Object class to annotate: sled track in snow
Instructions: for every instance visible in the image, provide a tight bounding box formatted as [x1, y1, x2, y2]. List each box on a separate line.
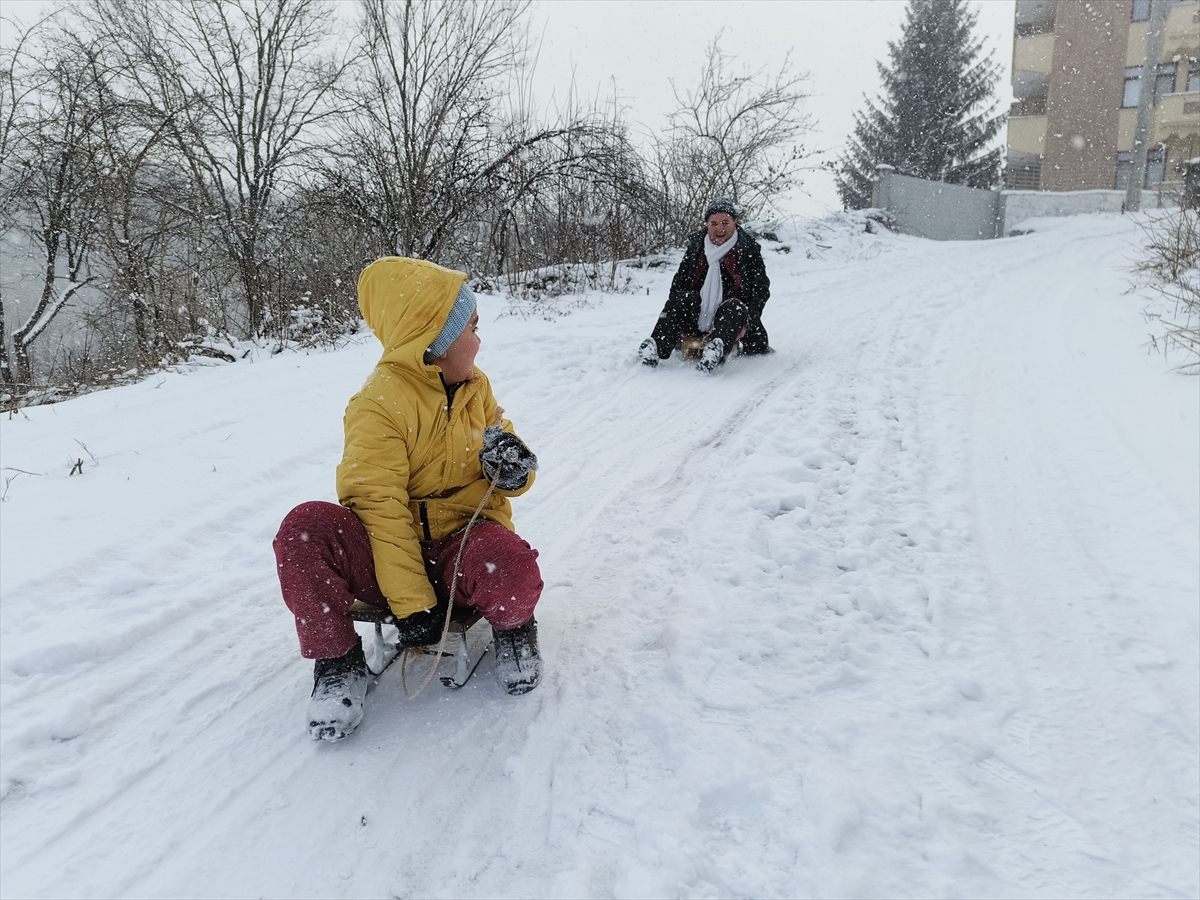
[2, 216, 1196, 898]
[660, 357, 807, 486]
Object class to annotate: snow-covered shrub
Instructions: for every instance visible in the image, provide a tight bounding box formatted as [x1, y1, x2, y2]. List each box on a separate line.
[1137, 208, 1199, 374]
[493, 261, 643, 320]
[281, 304, 362, 351]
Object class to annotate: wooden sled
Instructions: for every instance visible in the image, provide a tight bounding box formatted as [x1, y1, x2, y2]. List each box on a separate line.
[679, 334, 711, 360]
[680, 334, 742, 361]
[348, 601, 492, 688]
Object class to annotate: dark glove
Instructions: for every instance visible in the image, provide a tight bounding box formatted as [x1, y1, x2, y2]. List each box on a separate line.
[390, 595, 449, 648]
[479, 425, 538, 490]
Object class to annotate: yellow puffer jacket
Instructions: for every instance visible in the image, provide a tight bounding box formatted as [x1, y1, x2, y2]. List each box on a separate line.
[336, 257, 535, 618]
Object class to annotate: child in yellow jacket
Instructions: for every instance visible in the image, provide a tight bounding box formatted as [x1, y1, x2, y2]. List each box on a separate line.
[274, 258, 542, 741]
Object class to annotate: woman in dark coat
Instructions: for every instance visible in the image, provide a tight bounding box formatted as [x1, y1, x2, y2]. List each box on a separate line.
[639, 198, 771, 372]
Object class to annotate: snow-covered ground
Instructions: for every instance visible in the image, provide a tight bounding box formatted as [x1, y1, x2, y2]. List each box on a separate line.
[1, 213, 1196, 899]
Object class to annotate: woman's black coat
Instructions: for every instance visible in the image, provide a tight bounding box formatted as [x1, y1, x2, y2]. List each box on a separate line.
[668, 226, 772, 354]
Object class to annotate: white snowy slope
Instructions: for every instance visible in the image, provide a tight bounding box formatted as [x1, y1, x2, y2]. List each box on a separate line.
[1, 213, 1196, 899]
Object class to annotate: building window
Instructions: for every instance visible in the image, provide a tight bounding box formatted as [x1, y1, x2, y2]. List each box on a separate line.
[1123, 67, 1142, 107]
[1128, 0, 1185, 20]
[1189, 59, 1199, 93]
[1147, 147, 1166, 185]
[1133, 0, 1183, 21]
[1116, 152, 1133, 190]
[1155, 63, 1178, 101]
[1117, 149, 1168, 189]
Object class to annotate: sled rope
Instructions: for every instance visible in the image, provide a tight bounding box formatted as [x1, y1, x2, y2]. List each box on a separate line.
[400, 463, 502, 699]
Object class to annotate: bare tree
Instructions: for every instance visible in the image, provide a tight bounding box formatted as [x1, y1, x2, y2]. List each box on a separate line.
[0, 15, 45, 219]
[68, 27, 199, 369]
[325, 0, 661, 292]
[327, 0, 538, 262]
[89, 0, 351, 337]
[1, 14, 49, 387]
[2, 2, 820, 404]
[2, 28, 101, 390]
[658, 36, 812, 231]
[259, 186, 373, 345]
[489, 90, 662, 283]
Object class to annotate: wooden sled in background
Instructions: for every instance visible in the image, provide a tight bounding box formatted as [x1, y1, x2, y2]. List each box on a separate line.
[679, 335, 711, 360]
[679, 334, 743, 361]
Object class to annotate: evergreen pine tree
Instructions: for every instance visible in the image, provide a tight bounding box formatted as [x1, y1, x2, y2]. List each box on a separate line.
[835, 0, 1005, 209]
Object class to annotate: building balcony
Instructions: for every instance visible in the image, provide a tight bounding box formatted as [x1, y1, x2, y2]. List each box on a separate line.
[1005, 151, 1043, 190]
[1012, 70, 1051, 117]
[1015, 0, 1056, 35]
[1008, 115, 1049, 155]
[1129, 2, 1200, 65]
[1011, 95, 1049, 116]
[1014, 32, 1056, 74]
[1161, 1, 1200, 62]
[1154, 91, 1200, 134]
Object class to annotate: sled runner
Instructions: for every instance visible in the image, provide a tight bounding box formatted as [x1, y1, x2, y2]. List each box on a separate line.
[348, 601, 491, 689]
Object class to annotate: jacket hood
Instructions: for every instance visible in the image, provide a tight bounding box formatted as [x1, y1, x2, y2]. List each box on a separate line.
[357, 257, 468, 372]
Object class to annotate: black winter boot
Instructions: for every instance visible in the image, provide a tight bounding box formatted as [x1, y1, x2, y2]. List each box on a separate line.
[493, 618, 543, 695]
[638, 337, 659, 367]
[696, 337, 725, 373]
[307, 636, 369, 742]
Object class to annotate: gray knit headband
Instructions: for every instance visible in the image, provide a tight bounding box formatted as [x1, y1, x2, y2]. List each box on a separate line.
[426, 283, 476, 361]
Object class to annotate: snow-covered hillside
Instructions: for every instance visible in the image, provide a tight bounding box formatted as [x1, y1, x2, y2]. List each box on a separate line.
[1, 213, 1196, 899]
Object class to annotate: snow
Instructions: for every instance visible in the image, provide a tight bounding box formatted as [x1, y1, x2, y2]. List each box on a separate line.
[2, 213, 1197, 898]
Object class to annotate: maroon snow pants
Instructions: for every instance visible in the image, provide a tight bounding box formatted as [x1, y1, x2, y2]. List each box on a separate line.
[274, 501, 543, 659]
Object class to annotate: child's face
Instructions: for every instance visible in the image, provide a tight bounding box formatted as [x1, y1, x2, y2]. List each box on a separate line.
[432, 310, 481, 384]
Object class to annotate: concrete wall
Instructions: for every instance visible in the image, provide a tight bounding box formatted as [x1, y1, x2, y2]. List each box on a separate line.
[871, 168, 1172, 241]
[1001, 188, 1164, 233]
[871, 169, 1001, 241]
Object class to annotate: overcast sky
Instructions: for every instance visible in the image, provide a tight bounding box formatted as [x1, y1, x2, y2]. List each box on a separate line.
[528, 0, 1015, 221]
[2, 0, 1015, 223]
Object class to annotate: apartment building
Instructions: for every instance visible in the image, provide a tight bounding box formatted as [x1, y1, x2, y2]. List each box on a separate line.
[1006, 0, 1200, 193]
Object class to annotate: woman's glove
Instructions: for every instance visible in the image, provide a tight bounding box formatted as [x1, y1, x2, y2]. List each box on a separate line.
[479, 426, 538, 490]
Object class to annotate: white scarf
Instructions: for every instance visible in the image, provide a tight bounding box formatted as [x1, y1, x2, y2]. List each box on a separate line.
[698, 229, 738, 332]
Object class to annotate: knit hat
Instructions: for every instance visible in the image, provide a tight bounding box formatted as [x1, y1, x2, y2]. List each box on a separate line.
[704, 197, 739, 220]
[426, 282, 477, 360]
